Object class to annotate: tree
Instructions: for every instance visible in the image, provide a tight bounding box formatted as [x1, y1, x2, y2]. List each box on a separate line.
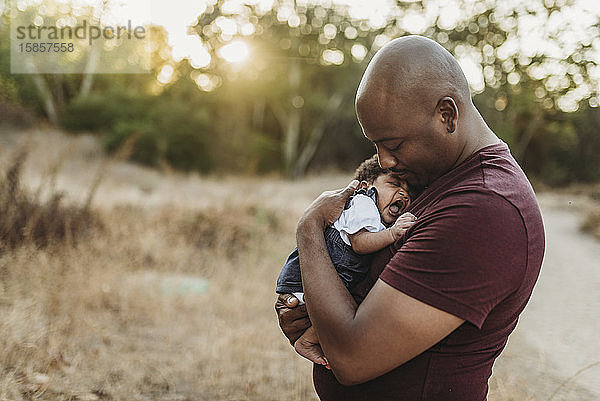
[190, 0, 408, 177]
[187, 0, 599, 178]
[3, 0, 165, 124]
[3, 0, 599, 183]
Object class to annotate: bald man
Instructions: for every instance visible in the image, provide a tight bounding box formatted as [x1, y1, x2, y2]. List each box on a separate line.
[276, 36, 545, 401]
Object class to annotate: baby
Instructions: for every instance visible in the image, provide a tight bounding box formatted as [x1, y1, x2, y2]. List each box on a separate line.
[276, 154, 415, 366]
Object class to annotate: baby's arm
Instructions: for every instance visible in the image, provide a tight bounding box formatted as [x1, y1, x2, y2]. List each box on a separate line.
[349, 212, 416, 254]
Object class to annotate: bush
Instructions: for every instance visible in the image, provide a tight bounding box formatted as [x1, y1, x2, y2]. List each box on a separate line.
[247, 132, 280, 174]
[105, 120, 162, 167]
[101, 98, 213, 173]
[63, 91, 214, 173]
[61, 93, 124, 131]
[0, 100, 36, 129]
[174, 204, 281, 257]
[164, 130, 212, 172]
[0, 150, 100, 251]
[580, 206, 600, 241]
[152, 99, 213, 173]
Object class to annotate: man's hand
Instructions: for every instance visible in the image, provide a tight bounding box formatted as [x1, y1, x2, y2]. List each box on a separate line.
[390, 212, 417, 241]
[298, 180, 360, 231]
[294, 326, 330, 369]
[275, 293, 311, 344]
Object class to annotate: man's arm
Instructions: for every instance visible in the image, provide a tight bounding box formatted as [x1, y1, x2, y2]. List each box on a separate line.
[297, 182, 464, 385]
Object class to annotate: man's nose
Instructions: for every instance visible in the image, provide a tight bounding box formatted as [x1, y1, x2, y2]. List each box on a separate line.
[377, 147, 397, 169]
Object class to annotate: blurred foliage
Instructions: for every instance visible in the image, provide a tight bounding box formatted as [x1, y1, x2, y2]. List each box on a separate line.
[63, 89, 214, 172]
[1, 0, 599, 184]
[581, 203, 600, 240]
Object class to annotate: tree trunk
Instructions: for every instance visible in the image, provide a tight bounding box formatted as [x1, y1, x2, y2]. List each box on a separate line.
[293, 93, 344, 178]
[80, 47, 100, 97]
[514, 111, 543, 161]
[252, 98, 265, 131]
[282, 59, 302, 177]
[30, 74, 58, 126]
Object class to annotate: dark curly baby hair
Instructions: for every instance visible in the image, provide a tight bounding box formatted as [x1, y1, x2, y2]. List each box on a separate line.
[354, 154, 418, 200]
[353, 154, 387, 184]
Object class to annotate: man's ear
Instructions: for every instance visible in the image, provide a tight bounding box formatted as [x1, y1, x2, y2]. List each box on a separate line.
[358, 180, 369, 190]
[436, 97, 458, 134]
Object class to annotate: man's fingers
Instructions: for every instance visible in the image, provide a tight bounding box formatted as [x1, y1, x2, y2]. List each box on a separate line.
[338, 179, 359, 198]
[280, 293, 299, 308]
[275, 294, 311, 344]
[281, 312, 312, 344]
[275, 293, 298, 313]
[347, 179, 360, 193]
[286, 296, 298, 307]
[278, 303, 308, 324]
[287, 314, 311, 331]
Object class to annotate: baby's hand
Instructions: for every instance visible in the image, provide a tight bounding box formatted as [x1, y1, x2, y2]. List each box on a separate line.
[390, 212, 417, 240]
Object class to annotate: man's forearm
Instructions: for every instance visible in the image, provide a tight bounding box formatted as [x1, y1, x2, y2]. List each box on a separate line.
[296, 219, 358, 368]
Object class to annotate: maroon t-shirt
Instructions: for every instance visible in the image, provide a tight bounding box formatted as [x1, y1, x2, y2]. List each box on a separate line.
[313, 142, 545, 401]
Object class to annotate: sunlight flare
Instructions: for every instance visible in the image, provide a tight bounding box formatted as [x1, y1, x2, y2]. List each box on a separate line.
[217, 40, 250, 64]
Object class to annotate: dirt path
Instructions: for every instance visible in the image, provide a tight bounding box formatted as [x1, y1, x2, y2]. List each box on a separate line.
[490, 193, 600, 400]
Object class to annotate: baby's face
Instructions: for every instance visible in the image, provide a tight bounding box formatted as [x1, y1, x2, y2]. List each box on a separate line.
[371, 173, 411, 226]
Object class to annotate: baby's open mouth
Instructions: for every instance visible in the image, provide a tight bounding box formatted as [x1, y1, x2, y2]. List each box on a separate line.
[389, 200, 404, 216]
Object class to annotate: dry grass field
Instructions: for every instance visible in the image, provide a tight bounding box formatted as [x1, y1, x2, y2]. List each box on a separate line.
[0, 128, 597, 400]
[0, 128, 327, 401]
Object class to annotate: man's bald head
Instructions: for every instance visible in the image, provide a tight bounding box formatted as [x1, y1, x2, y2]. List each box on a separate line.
[356, 35, 471, 116]
[353, 35, 499, 190]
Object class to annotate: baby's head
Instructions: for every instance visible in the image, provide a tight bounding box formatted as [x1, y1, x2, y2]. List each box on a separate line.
[354, 154, 412, 226]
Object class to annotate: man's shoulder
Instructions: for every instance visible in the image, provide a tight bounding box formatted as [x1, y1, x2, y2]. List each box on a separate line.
[419, 189, 526, 244]
[411, 171, 543, 260]
[426, 185, 521, 217]
[436, 142, 540, 223]
[411, 142, 528, 212]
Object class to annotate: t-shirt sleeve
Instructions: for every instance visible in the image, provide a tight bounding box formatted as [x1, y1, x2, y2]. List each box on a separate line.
[379, 190, 527, 328]
[335, 194, 384, 243]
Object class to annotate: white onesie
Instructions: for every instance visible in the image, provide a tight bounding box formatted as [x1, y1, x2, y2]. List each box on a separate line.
[333, 194, 386, 245]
